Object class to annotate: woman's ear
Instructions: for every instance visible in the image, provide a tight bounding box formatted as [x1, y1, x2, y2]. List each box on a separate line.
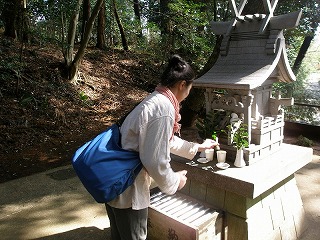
[179, 80, 187, 90]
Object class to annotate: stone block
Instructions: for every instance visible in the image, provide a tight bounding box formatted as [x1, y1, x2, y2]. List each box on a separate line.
[246, 196, 263, 219]
[179, 178, 191, 195]
[272, 182, 285, 199]
[260, 187, 275, 208]
[293, 206, 307, 237]
[282, 178, 304, 221]
[224, 191, 247, 218]
[264, 228, 282, 240]
[271, 127, 282, 139]
[247, 206, 274, 239]
[170, 145, 312, 240]
[189, 179, 207, 201]
[225, 213, 248, 240]
[206, 186, 226, 209]
[279, 215, 297, 240]
[269, 196, 285, 229]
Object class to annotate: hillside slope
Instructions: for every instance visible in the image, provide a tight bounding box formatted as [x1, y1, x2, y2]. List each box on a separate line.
[0, 37, 159, 182]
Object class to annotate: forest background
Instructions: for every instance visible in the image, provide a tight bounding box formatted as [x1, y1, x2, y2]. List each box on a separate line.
[0, 0, 319, 182]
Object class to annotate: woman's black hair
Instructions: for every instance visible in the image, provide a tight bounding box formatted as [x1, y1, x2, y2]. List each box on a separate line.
[160, 54, 195, 87]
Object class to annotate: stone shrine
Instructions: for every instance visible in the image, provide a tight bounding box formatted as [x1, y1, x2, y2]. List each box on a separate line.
[193, 0, 302, 164]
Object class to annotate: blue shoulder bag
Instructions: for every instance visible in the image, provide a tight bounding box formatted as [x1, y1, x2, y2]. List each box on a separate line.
[72, 123, 142, 203]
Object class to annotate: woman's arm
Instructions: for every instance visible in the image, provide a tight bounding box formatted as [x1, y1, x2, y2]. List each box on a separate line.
[170, 136, 218, 159]
[138, 116, 181, 195]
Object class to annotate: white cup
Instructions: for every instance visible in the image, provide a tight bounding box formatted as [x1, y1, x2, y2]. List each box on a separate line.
[205, 149, 214, 161]
[217, 150, 227, 163]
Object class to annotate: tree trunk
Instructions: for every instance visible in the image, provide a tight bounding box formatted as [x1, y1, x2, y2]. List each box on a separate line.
[159, 0, 173, 52]
[292, 36, 313, 73]
[16, 0, 30, 43]
[68, 0, 105, 82]
[133, 0, 143, 38]
[2, 0, 19, 39]
[133, 0, 141, 21]
[65, 0, 103, 81]
[64, 0, 82, 69]
[81, 0, 91, 42]
[112, 0, 128, 51]
[160, 0, 170, 35]
[96, 0, 106, 49]
[18, 0, 29, 61]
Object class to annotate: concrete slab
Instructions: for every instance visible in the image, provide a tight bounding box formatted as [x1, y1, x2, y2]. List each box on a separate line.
[0, 154, 319, 240]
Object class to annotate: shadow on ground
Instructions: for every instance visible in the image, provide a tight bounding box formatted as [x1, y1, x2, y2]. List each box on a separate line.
[0, 166, 110, 240]
[33, 227, 110, 240]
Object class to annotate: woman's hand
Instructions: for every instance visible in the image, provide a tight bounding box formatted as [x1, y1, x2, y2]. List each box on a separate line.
[197, 139, 219, 152]
[177, 170, 187, 190]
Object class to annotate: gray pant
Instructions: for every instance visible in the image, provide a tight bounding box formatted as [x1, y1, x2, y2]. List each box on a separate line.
[105, 204, 148, 240]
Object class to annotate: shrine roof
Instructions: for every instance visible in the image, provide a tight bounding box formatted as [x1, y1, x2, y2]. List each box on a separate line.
[194, 11, 301, 90]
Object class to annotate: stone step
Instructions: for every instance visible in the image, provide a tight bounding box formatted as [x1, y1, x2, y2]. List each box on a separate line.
[148, 188, 224, 240]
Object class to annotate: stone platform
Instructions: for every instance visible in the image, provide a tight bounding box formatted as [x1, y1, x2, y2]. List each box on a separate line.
[171, 143, 313, 240]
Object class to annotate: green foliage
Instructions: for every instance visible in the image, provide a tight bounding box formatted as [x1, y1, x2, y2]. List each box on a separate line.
[226, 123, 249, 150]
[296, 135, 314, 147]
[19, 92, 49, 110]
[285, 105, 320, 126]
[133, 22, 162, 56]
[272, 1, 320, 123]
[276, 0, 320, 36]
[167, 0, 216, 68]
[78, 91, 95, 107]
[79, 91, 89, 101]
[28, 0, 76, 45]
[0, 54, 27, 86]
[20, 95, 34, 105]
[273, 32, 320, 125]
[196, 110, 229, 140]
[284, 33, 305, 66]
[3, 0, 317, 68]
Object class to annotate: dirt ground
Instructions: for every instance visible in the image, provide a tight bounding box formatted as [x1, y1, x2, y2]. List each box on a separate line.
[0, 35, 319, 183]
[0, 36, 153, 183]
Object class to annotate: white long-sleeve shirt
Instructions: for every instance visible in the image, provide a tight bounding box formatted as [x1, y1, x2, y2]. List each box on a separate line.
[108, 91, 199, 210]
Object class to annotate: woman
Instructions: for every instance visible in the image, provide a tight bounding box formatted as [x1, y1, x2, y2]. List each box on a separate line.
[106, 54, 218, 240]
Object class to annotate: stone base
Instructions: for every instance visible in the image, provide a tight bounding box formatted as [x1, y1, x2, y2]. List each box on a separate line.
[227, 175, 307, 240]
[179, 175, 307, 240]
[171, 144, 312, 240]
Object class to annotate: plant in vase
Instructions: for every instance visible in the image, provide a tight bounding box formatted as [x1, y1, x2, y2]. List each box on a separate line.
[225, 123, 249, 167]
[211, 131, 220, 152]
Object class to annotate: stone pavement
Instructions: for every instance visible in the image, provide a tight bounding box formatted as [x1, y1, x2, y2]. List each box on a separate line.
[0, 155, 319, 240]
[295, 154, 320, 240]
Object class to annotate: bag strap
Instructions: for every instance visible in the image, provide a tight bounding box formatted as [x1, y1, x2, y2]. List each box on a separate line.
[116, 101, 142, 126]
